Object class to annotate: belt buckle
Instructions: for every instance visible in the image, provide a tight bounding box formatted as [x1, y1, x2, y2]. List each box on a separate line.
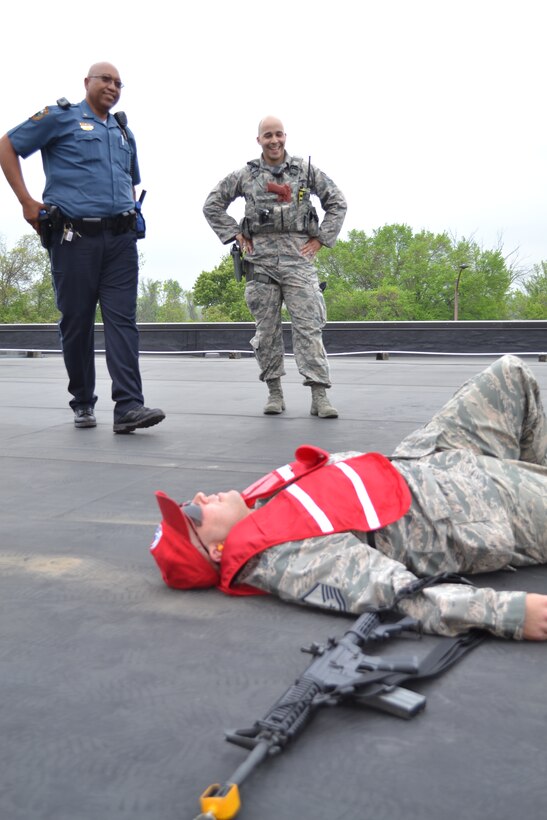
[81, 217, 102, 237]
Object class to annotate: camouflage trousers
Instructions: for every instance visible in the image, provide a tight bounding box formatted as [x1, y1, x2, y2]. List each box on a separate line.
[244, 258, 330, 386]
[392, 354, 547, 464]
[385, 354, 547, 572]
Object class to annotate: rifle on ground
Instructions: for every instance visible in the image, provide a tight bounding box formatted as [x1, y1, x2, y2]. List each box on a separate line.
[193, 587, 484, 819]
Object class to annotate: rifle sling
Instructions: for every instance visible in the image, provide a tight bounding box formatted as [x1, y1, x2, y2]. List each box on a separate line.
[354, 572, 487, 693]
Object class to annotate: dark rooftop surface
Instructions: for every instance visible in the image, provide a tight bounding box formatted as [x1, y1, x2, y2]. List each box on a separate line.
[1, 352, 546, 820]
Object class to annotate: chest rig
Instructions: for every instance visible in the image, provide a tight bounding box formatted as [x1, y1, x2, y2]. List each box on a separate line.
[241, 156, 320, 238]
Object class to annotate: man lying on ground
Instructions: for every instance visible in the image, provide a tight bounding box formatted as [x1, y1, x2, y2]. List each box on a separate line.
[150, 355, 547, 640]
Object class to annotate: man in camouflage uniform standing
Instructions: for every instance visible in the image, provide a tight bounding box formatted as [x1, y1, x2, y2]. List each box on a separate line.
[203, 116, 347, 418]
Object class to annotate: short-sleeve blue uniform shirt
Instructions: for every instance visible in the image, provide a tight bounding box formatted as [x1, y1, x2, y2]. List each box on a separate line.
[8, 99, 141, 218]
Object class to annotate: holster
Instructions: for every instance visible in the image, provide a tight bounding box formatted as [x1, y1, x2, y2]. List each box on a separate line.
[38, 210, 52, 250]
[38, 205, 62, 250]
[112, 210, 137, 235]
[230, 243, 244, 281]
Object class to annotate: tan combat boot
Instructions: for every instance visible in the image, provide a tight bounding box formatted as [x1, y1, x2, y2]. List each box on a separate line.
[263, 378, 286, 414]
[310, 384, 338, 418]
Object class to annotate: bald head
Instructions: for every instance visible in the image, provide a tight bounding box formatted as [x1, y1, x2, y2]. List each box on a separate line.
[87, 61, 120, 80]
[258, 115, 284, 137]
[257, 116, 286, 166]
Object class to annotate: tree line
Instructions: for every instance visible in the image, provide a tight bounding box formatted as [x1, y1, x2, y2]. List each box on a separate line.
[1, 225, 546, 324]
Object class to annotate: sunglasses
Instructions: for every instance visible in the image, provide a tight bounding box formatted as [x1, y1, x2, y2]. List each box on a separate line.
[181, 501, 203, 527]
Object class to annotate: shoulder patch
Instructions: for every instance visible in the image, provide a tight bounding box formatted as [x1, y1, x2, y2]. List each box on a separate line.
[31, 107, 49, 121]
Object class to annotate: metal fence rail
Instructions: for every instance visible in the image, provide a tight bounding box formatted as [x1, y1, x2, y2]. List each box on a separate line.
[1, 320, 546, 358]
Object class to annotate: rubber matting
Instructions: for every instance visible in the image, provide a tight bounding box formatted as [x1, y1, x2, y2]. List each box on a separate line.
[1, 353, 546, 820]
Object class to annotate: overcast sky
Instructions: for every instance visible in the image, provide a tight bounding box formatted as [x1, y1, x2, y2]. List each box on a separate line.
[1, 0, 546, 290]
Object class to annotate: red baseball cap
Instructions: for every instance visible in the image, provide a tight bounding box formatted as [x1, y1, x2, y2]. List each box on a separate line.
[150, 491, 219, 589]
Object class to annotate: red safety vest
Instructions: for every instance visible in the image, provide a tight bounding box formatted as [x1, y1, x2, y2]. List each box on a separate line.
[218, 445, 411, 595]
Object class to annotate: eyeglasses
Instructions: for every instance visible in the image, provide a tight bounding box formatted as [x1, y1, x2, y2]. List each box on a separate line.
[181, 501, 203, 527]
[88, 74, 124, 89]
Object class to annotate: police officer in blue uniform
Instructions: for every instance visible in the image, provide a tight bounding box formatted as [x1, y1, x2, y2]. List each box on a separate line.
[0, 62, 165, 434]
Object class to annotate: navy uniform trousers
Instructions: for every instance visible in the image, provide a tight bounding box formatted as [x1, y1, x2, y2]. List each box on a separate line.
[49, 227, 144, 420]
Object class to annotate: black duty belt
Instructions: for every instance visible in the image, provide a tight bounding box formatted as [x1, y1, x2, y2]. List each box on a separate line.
[70, 213, 136, 235]
[50, 208, 136, 236]
[245, 267, 279, 286]
[74, 217, 123, 230]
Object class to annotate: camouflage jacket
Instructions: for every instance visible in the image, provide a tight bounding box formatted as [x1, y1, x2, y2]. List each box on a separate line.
[239, 451, 528, 639]
[203, 153, 347, 268]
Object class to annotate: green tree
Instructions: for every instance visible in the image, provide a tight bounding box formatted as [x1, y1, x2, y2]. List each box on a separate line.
[2, 227, 537, 325]
[192, 254, 252, 321]
[316, 226, 517, 320]
[0, 233, 59, 322]
[137, 278, 162, 321]
[507, 261, 547, 319]
[137, 278, 200, 322]
[157, 279, 200, 321]
[20, 267, 58, 322]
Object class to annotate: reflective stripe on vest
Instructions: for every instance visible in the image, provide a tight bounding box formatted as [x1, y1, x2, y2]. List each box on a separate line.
[334, 462, 381, 530]
[286, 484, 334, 532]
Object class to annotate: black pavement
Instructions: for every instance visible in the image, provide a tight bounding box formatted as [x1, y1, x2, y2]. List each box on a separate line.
[1, 352, 546, 820]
